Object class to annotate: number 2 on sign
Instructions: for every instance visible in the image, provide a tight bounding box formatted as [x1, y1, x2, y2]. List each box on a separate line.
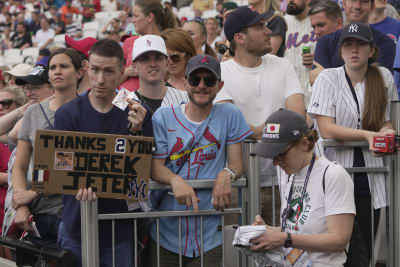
[115, 138, 126, 153]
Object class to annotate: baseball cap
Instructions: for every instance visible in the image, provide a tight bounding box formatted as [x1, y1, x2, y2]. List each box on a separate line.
[185, 55, 221, 80]
[3, 63, 33, 77]
[65, 35, 98, 58]
[224, 5, 273, 42]
[15, 65, 50, 85]
[132, 35, 168, 61]
[254, 109, 309, 158]
[339, 22, 373, 45]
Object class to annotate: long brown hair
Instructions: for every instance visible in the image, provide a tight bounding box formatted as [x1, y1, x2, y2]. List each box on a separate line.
[135, 0, 177, 31]
[362, 48, 387, 132]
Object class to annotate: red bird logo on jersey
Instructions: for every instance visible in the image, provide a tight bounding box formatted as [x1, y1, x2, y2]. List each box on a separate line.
[170, 137, 184, 154]
[203, 127, 220, 149]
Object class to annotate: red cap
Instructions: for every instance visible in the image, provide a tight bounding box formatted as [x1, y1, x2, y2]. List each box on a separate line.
[65, 35, 98, 58]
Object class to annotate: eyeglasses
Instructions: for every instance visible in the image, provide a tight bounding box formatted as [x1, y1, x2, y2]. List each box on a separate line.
[216, 44, 235, 57]
[168, 53, 184, 63]
[188, 75, 218, 87]
[274, 143, 296, 161]
[0, 99, 15, 109]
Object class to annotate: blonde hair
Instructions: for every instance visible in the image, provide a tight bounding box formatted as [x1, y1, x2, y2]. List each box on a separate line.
[1, 87, 27, 106]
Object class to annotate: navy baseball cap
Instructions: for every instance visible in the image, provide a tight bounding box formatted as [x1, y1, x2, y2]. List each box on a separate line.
[254, 109, 309, 158]
[339, 22, 373, 45]
[224, 5, 273, 42]
[185, 55, 221, 80]
[15, 65, 50, 85]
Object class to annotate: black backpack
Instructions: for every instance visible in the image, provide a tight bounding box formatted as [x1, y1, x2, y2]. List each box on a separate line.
[322, 164, 369, 267]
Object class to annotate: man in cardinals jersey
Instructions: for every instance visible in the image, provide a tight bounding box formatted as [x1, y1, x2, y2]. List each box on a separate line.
[149, 55, 252, 266]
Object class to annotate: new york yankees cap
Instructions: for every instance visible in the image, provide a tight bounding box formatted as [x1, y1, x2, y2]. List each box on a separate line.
[185, 55, 221, 80]
[254, 109, 309, 158]
[339, 22, 373, 45]
[132, 35, 168, 61]
[224, 5, 274, 42]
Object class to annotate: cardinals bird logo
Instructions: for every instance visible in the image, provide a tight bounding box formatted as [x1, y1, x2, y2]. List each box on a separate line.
[203, 127, 220, 149]
[170, 137, 184, 154]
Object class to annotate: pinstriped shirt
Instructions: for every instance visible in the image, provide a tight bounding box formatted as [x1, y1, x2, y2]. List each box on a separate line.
[307, 66, 398, 209]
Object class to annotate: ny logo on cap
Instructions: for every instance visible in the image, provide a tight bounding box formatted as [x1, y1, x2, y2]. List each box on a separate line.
[201, 56, 209, 64]
[248, 5, 256, 12]
[349, 24, 358, 33]
[146, 40, 151, 47]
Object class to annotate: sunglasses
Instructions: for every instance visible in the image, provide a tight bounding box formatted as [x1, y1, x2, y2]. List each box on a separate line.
[188, 75, 218, 87]
[217, 44, 235, 57]
[0, 99, 14, 109]
[168, 53, 183, 63]
[274, 143, 296, 160]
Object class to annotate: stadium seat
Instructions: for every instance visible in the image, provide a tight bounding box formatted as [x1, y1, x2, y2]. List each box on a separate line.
[83, 29, 97, 38]
[54, 34, 66, 48]
[83, 21, 100, 32]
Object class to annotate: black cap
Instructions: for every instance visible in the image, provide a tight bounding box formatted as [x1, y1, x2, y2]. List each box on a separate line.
[339, 22, 373, 45]
[185, 55, 221, 80]
[224, 6, 273, 42]
[254, 109, 309, 158]
[15, 65, 50, 85]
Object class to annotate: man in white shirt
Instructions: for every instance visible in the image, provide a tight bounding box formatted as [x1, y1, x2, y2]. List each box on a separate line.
[215, 5, 305, 226]
[34, 17, 55, 50]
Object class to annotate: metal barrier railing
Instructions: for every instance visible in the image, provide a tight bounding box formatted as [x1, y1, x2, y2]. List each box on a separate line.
[322, 139, 391, 267]
[80, 120, 400, 267]
[80, 140, 261, 267]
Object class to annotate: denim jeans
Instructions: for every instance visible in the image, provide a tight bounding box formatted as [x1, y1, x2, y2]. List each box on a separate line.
[57, 221, 133, 267]
[31, 213, 61, 246]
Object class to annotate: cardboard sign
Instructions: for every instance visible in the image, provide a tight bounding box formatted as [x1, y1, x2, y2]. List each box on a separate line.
[32, 129, 153, 200]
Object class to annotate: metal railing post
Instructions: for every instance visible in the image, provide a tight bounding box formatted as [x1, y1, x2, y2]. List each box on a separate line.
[242, 141, 259, 225]
[390, 101, 400, 267]
[80, 199, 99, 267]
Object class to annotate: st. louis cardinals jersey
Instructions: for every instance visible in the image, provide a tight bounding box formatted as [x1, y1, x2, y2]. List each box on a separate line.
[151, 102, 252, 257]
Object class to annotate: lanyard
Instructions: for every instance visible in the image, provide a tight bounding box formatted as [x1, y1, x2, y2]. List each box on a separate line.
[281, 153, 316, 232]
[344, 67, 361, 129]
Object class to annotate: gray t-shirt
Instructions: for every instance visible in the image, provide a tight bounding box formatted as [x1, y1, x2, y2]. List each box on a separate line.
[18, 99, 63, 215]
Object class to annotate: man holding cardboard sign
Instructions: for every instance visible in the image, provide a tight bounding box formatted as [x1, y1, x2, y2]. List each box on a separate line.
[54, 39, 146, 267]
[149, 55, 252, 266]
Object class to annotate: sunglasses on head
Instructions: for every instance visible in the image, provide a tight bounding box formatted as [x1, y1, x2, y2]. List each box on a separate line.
[0, 99, 14, 109]
[188, 75, 218, 87]
[216, 44, 235, 57]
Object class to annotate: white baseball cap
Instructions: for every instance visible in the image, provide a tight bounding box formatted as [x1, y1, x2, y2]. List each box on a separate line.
[4, 63, 33, 77]
[132, 35, 168, 61]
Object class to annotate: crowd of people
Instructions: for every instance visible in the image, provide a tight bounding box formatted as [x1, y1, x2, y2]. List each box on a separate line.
[0, 0, 399, 266]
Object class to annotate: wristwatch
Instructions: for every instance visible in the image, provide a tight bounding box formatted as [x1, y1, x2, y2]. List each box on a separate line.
[283, 232, 292, 248]
[222, 167, 236, 182]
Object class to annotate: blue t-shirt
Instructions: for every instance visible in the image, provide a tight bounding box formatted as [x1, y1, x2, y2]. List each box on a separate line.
[54, 91, 134, 248]
[151, 103, 252, 257]
[394, 36, 400, 96]
[370, 16, 400, 42]
[314, 27, 396, 73]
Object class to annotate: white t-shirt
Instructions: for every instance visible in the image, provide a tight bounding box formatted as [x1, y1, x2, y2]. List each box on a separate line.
[215, 54, 303, 186]
[279, 156, 356, 267]
[35, 28, 55, 49]
[283, 14, 317, 105]
[308, 66, 398, 209]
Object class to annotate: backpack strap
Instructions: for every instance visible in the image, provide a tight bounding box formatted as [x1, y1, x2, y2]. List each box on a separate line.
[322, 164, 330, 194]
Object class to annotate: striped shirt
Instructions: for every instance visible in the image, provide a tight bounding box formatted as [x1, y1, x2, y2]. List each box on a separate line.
[131, 86, 188, 108]
[308, 66, 398, 209]
[284, 14, 318, 105]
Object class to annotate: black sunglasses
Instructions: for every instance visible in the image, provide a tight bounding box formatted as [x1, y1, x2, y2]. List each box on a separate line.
[0, 99, 14, 109]
[216, 44, 235, 57]
[188, 75, 218, 87]
[168, 54, 182, 63]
